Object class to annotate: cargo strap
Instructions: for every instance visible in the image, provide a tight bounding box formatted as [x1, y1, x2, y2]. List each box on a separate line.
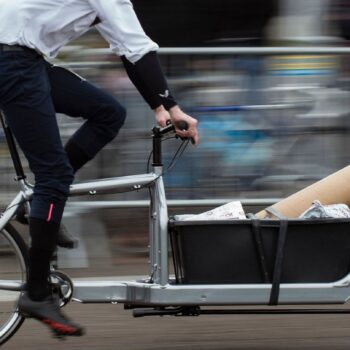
[247, 214, 270, 283]
[269, 219, 288, 305]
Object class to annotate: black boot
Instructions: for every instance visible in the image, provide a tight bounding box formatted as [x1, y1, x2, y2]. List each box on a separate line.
[26, 218, 59, 301]
[20, 217, 84, 338]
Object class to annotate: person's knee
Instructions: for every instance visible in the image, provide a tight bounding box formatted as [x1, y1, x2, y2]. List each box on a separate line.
[92, 98, 126, 141]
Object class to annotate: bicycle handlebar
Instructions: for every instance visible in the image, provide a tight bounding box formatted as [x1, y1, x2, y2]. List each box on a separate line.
[152, 121, 190, 166]
[157, 120, 189, 135]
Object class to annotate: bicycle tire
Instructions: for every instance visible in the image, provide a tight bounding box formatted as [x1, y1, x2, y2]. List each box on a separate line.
[0, 223, 28, 345]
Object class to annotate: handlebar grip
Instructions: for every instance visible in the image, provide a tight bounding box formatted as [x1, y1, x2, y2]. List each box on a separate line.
[176, 120, 189, 131]
[175, 121, 195, 144]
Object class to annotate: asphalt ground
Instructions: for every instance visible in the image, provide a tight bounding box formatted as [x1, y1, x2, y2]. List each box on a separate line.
[4, 302, 350, 349]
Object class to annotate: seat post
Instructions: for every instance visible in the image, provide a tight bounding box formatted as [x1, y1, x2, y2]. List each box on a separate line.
[0, 110, 26, 180]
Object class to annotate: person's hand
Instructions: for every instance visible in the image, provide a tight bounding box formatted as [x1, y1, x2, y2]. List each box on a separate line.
[153, 105, 199, 145]
[169, 105, 199, 145]
[154, 105, 171, 127]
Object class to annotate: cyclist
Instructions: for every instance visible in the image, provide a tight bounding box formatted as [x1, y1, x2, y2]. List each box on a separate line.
[0, 0, 199, 338]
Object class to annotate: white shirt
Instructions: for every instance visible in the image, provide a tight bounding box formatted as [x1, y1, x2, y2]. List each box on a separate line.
[0, 0, 159, 63]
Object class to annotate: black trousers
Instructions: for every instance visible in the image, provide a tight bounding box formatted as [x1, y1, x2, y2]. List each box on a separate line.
[0, 47, 126, 224]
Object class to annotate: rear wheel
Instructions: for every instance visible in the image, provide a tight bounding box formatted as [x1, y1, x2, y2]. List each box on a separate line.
[0, 224, 28, 345]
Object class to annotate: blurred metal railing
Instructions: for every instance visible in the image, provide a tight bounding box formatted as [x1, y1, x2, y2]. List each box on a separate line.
[61, 46, 350, 56]
[161, 46, 350, 55]
[56, 45, 350, 69]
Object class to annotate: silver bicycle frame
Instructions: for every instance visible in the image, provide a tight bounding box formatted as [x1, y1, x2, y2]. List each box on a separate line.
[2, 156, 350, 306]
[66, 174, 350, 306]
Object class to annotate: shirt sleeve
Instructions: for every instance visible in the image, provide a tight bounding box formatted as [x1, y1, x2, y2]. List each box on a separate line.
[121, 51, 178, 110]
[87, 0, 159, 63]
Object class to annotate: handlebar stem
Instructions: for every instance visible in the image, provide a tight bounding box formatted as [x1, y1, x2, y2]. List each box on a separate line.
[152, 128, 162, 167]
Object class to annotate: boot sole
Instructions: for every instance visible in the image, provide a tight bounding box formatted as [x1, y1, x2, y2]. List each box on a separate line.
[20, 311, 84, 337]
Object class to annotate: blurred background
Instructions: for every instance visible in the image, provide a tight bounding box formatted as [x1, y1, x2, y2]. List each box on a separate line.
[2, 0, 350, 276]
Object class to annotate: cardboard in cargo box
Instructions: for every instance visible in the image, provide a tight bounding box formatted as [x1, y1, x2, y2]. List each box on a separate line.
[256, 165, 350, 219]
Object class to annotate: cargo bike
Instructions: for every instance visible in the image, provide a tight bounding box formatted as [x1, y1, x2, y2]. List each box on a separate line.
[0, 110, 350, 344]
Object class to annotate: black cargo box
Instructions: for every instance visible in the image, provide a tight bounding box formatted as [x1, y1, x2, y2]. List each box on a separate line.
[169, 218, 350, 284]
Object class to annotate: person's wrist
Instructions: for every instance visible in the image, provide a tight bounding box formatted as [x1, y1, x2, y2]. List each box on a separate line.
[153, 105, 166, 113]
[169, 105, 181, 117]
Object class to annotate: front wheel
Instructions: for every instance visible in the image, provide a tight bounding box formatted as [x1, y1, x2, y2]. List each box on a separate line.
[0, 224, 28, 345]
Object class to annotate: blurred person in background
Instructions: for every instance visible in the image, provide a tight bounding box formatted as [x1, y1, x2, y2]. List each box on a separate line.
[0, 0, 199, 339]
